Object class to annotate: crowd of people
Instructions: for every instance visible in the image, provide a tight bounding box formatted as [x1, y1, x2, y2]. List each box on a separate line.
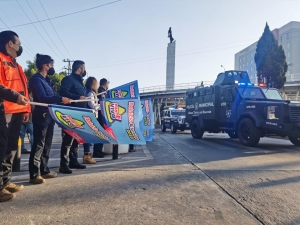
[0, 30, 131, 202]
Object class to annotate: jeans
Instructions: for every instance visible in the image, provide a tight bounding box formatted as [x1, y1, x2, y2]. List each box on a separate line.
[83, 143, 90, 153]
[29, 112, 54, 179]
[60, 131, 79, 167]
[20, 122, 33, 149]
[0, 113, 22, 191]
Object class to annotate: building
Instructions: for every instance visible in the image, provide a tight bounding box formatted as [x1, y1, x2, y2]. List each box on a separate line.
[234, 21, 300, 84]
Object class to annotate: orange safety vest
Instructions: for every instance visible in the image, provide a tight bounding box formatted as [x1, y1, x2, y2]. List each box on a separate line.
[0, 52, 31, 114]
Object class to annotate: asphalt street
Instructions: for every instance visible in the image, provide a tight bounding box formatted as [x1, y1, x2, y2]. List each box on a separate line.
[0, 126, 299, 225]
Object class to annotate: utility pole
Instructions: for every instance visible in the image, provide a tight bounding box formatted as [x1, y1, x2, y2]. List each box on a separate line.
[63, 59, 74, 75]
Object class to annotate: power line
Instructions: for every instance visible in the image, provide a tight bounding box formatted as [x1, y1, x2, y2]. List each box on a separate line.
[16, 0, 61, 59]
[0, 0, 122, 30]
[25, 0, 65, 58]
[39, 0, 73, 59]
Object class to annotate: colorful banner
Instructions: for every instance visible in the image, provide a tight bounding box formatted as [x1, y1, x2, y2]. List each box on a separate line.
[140, 99, 155, 141]
[107, 80, 139, 99]
[100, 98, 146, 145]
[48, 105, 117, 144]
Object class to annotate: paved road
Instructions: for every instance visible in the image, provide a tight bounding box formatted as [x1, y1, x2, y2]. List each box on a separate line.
[0, 127, 299, 224]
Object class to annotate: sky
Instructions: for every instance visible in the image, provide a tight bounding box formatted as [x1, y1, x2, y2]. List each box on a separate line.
[0, 0, 299, 89]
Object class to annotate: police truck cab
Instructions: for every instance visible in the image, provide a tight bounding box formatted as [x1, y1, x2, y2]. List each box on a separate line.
[161, 108, 187, 133]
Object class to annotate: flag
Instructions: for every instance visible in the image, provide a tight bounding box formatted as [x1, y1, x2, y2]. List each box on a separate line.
[100, 98, 146, 144]
[48, 105, 117, 144]
[107, 80, 139, 99]
[140, 99, 155, 141]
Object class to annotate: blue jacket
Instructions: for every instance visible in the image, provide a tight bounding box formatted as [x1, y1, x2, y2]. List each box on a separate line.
[60, 73, 87, 108]
[29, 73, 62, 112]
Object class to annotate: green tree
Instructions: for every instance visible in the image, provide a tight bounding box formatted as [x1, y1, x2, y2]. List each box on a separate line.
[254, 23, 287, 89]
[24, 59, 66, 94]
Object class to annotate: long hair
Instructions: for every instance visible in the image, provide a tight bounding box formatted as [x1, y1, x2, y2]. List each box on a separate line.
[85, 77, 98, 93]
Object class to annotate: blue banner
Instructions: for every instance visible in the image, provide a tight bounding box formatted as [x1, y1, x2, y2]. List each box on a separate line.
[107, 80, 139, 99]
[48, 105, 117, 144]
[100, 98, 146, 145]
[140, 99, 154, 141]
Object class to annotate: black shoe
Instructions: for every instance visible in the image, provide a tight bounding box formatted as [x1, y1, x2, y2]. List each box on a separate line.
[69, 163, 86, 169]
[59, 166, 72, 174]
[129, 149, 136, 152]
[93, 152, 105, 158]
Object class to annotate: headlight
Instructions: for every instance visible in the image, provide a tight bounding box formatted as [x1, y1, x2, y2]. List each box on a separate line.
[267, 106, 279, 120]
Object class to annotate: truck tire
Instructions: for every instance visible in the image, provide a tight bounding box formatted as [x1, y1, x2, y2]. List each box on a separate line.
[180, 129, 185, 131]
[161, 122, 166, 132]
[238, 118, 261, 146]
[227, 131, 238, 139]
[288, 136, 300, 146]
[171, 123, 177, 134]
[191, 120, 204, 139]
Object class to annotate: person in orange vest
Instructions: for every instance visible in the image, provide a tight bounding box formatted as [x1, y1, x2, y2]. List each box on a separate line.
[0, 30, 31, 202]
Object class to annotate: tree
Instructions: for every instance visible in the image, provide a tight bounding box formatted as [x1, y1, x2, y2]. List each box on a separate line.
[254, 23, 288, 89]
[24, 59, 66, 94]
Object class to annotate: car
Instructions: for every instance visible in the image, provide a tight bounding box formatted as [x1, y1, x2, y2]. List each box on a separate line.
[161, 108, 188, 133]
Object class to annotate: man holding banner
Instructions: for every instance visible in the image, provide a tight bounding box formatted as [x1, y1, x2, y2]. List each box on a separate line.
[59, 60, 88, 174]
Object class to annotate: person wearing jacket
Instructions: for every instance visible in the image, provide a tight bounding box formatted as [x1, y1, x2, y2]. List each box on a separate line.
[93, 78, 109, 158]
[28, 54, 71, 184]
[0, 30, 31, 202]
[82, 77, 99, 164]
[59, 60, 87, 174]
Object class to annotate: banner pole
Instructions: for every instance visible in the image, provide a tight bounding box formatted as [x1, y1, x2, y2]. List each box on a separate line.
[28, 102, 49, 107]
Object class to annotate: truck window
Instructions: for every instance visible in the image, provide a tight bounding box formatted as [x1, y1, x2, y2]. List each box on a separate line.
[199, 89, 206, 96]
[238, 87, 265, 99]
[171, 110, 185, 116]
[262, 88, 283, 100]
[193, 92, 198, 97]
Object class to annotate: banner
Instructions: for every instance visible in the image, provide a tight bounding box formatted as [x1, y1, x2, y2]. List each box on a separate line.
[140, 99, 155, 141]
[48, 105, 117, 144]
[100, 98, 146, 145]
[107, 80, 139, 99]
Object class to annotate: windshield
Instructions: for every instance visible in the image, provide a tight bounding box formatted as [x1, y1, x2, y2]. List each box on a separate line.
[262, 88, 283, 100]
[171, 110, 185, 116]
[238, 87, 265, 99]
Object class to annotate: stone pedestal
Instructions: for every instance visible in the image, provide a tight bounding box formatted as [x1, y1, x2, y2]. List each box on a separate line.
[166, 41, 176, 90]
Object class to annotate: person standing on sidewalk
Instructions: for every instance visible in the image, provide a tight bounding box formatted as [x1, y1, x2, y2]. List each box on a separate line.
[28, 54, 72, 184]
[82, 77, 99, 164]
[93, 78, 109, 158]
[59, 60, 88, 174]
[20, 90, 34, 154]
[0, 30, 31, 202]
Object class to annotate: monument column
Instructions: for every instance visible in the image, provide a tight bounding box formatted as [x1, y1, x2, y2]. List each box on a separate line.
[166, 41, 176, 90]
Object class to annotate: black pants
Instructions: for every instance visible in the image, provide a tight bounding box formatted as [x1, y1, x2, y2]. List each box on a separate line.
[60, 132, 79, 167]
[0, 113, 22, 191]
[29, 111, 54, 179]
[93, 112, 104, 153]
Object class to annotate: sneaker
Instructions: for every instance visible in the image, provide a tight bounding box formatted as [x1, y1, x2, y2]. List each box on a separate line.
[93, 152, 105, 158]
[59, 166, 72, 174]
[5, 183, 24, 193]
[21, 149, 30, 154]
[29, 176, 45, 185]
[69, 163, 86, 169]
[0, 189, 15, 202]
[41, 172, 57, 179]
[83, 153, 96, 164]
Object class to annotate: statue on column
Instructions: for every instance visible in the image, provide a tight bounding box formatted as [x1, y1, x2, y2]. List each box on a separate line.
[168, 27, 174, 43]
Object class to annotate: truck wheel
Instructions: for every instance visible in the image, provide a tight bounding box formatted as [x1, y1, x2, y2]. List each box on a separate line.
[171, 123, 177, 133]
[238, 118, 261, 146]
[191, 120, 204, 139]
[180, 129, 185, 131]
[161, 122, 166, 132]
[289, 136, 300, 146]
[227, 131, 238, 139]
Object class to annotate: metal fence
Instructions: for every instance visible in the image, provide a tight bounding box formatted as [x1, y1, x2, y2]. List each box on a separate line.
[139, 81, 214, 93]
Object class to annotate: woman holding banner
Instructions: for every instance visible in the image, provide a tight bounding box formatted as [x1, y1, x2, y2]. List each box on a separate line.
[28, 54, 71, 185]
[82, 77, 99, 164]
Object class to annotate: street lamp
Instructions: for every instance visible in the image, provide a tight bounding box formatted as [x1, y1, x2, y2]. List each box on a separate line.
[221, 65, 225, 72]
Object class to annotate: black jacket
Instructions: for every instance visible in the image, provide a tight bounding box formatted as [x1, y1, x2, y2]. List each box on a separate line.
[29, 73, 62, 112]
[97, 86, 107, 101]
[0, 85, 19, 103]
[60, 73, 87, 108]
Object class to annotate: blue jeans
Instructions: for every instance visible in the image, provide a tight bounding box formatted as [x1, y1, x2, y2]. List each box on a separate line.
[20, 123, 33, 150]
[83, 143, 90, 153]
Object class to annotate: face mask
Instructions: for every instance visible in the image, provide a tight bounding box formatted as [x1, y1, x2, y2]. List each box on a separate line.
[82, 70, 87, 77]
[16, 45, 23, 57]
[47, 67, 55, 76]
